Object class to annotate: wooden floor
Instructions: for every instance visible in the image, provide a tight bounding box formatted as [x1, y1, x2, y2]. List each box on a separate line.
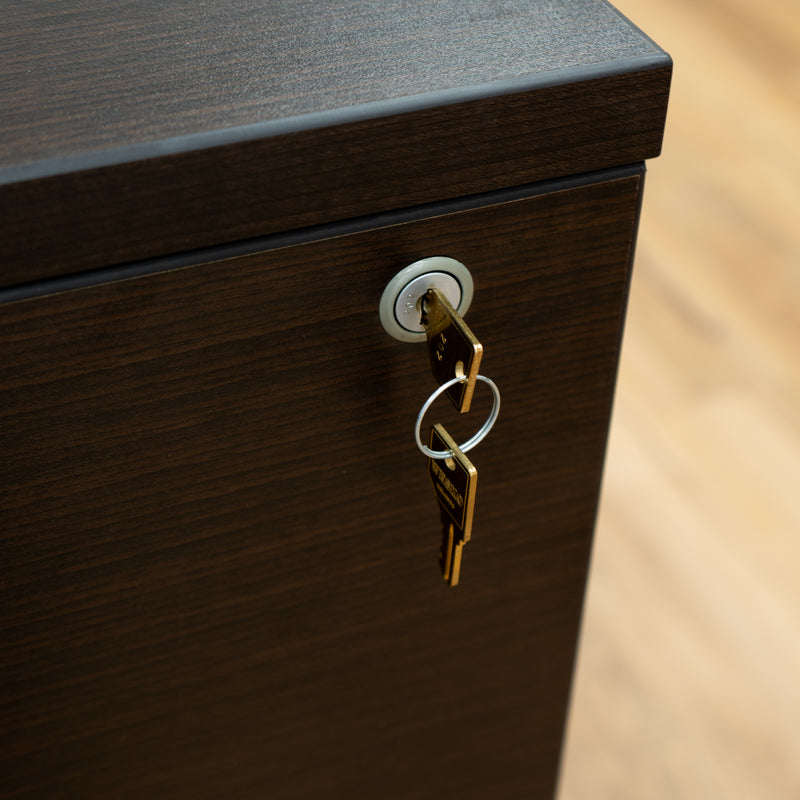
[558, 0, 800, 797]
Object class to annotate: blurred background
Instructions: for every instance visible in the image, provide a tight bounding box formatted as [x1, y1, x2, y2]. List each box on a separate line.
[559, 0, 800, 797]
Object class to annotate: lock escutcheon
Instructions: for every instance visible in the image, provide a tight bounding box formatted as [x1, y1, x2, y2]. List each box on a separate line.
[379, 257, 474, 343]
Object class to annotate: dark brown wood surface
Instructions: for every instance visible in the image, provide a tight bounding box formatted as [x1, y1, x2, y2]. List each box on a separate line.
[0, 67, 669, 289]
[0, 168, 643, 799]
[0, 0, 670, 286]
[1, 0, 665, 167]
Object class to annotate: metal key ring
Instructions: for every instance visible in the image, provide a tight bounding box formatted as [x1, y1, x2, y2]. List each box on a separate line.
[414, 374, 501, 458]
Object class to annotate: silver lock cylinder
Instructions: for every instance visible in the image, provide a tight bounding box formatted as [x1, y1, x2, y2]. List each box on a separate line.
[379, 257, 474, 342]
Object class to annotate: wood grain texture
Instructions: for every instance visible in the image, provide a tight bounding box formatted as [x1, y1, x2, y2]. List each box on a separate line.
[0, 169, 643, 799]
[1, 0, 664, 167]
[0, 68, 669, 289]
[0, 0, 670, 286]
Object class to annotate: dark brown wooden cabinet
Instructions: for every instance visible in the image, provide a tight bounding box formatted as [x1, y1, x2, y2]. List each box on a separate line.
[0, 3, 670, 798]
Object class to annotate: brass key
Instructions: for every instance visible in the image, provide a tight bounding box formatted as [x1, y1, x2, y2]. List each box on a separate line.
[428, 423, 477, 587]
[421, 287, 483, 413]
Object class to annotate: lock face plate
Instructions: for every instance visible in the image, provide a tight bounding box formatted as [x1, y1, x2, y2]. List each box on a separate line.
[393, 272, 460, 334]
[379, 257, 474, 342]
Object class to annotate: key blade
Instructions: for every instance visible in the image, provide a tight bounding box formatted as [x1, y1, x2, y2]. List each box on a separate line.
[439, 516, 457, 583]
[448, 541, 464, 586]
[422, 287, 483, 413]
[428, 424, 477, 544]
[438, 508, 465, 586]
[445, 537, 464, 586]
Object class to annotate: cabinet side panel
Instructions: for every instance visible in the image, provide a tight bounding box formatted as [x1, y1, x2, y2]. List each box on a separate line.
[0, 173, 641, 799]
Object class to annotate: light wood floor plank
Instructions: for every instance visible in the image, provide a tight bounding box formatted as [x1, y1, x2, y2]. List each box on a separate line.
[559, 0, 800, 797]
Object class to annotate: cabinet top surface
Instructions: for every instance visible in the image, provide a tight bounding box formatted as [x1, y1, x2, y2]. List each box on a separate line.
[1, 0, 665, 180]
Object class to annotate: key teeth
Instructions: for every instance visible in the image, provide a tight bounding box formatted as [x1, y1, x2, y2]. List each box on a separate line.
[448, 542, 463, 587]
[440, 524, 453, 582]
[440, 530, 464, 587]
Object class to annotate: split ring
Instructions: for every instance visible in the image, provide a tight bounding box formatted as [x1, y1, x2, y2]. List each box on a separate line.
[414, 375, 501, 458]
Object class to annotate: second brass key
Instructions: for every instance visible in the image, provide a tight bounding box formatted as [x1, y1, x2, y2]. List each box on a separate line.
[428, 423, 478, 587]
